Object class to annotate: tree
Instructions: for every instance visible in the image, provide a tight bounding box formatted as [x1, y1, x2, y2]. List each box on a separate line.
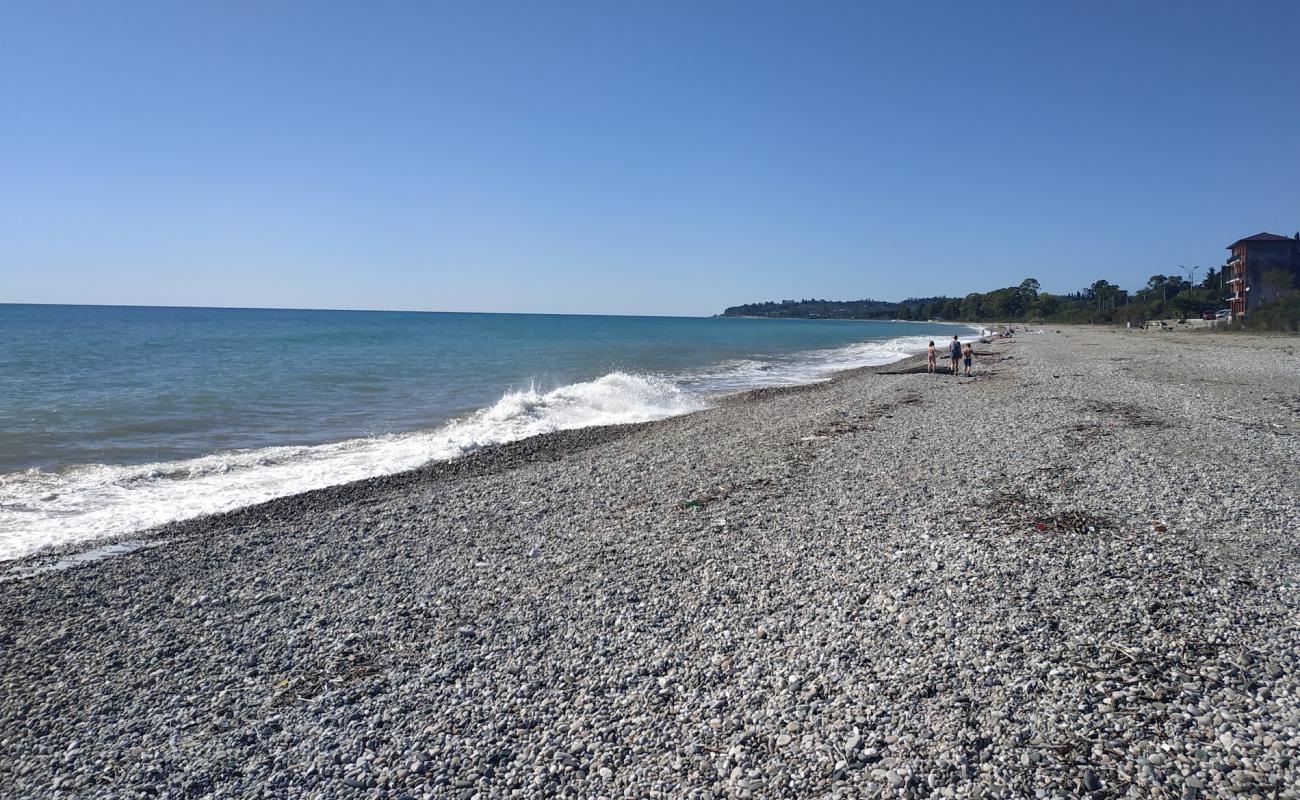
[1029, 292, 1060, 319]
[1089, 280, 1109, 308]
[1147, 274, 1172, 302]
[1169, 289, 1204, 320]
[960, 293, 984, 320]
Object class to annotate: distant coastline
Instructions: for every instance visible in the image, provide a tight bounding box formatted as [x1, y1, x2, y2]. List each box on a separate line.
[721, 262, 1299, 331]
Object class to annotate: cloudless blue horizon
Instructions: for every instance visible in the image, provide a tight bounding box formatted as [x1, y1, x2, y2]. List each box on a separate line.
[3, 0, 1298, 316]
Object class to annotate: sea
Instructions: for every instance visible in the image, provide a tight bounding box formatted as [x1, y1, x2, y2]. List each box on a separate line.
[0, 304, 979, 560]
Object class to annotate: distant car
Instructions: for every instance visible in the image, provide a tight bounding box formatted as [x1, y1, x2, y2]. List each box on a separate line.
[1201, 310, 1216, 321]
[1215, 309, 1232, 320]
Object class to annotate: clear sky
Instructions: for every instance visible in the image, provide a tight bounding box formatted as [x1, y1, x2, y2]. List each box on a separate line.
[2, 1, 1298, 316]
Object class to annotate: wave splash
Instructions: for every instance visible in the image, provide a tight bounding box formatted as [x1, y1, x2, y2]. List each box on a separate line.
[0, 373, 703, 560]
[0, 331, 974, 560]
[447, 372, 705, 451]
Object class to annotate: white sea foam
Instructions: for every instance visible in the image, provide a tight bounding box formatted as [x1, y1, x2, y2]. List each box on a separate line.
[0, 332, 975, 561]
[684, 333, 969, 391]
[0, 373, 703, 560]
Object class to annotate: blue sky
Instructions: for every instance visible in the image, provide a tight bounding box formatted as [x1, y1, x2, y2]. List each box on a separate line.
[2, 1, 1297, 316]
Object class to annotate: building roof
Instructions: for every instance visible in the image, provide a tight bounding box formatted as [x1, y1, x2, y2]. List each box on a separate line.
[1226, 232, 1296, 249]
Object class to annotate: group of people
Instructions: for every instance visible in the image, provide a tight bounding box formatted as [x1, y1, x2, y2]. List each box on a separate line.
[926, 334, 974, 377]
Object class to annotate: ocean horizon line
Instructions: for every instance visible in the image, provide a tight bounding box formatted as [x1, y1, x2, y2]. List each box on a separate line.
[2, 301, 978, 322]
[1, 300, 724, 320]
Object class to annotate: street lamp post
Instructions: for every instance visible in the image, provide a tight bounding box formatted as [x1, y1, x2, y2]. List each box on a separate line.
[1178, 264, 1199, 287]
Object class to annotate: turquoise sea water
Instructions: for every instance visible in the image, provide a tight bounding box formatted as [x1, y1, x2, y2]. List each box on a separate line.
[0, 304, 977, 558]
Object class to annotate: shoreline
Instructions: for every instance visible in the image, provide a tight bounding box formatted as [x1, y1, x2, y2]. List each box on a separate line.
[1, 326, 983, 564]
[3, 326, 1297, 798]
[1, 349, 945, 571]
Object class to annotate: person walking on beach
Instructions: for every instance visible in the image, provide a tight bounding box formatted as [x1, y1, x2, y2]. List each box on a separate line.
[962, 342, 974, 376]
[927, 341, 937, 374]
[948, 335, 962, 376]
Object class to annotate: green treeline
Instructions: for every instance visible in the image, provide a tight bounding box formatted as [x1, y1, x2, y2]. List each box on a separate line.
[719, 298, 897, 319]
[723, 270, 1300, 331]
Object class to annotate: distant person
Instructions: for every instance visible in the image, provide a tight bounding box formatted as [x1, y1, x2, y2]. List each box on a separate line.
[948, 335, 962, 376]
[962, 342, 974, 376]
[927, 341, 937, 374]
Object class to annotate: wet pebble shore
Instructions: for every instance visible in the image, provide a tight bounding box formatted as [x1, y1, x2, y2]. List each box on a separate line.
[2, 326, 1299, 798]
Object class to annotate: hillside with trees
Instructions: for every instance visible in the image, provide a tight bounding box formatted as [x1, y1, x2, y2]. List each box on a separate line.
[719, 298, 898, 319]
[722, 270, 1300, 331]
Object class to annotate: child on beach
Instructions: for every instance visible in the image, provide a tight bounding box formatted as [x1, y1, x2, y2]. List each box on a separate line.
[927, 341, 937, 374]
[962, 342, 974, 376]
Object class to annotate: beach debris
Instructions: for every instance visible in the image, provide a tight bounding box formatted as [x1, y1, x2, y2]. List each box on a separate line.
[1151, 519, 1168, 533]
[1031, 510, 1111, 535]
[984, 489, 1113, 535]
[679, 483, 747, 511]
[1081, 399, 1164, 430]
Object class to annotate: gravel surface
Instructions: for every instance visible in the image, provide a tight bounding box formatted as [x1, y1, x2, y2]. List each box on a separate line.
[3, 326, 1299, 799]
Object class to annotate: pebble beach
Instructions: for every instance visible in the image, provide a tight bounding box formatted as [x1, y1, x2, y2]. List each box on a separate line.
[3, 326, 1299, 799]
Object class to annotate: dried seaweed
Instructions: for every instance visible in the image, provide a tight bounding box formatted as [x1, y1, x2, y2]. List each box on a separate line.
[983, 489, 1115, 535]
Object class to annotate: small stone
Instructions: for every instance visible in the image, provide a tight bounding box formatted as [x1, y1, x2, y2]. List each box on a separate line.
[1083, 770, 1101, 792]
